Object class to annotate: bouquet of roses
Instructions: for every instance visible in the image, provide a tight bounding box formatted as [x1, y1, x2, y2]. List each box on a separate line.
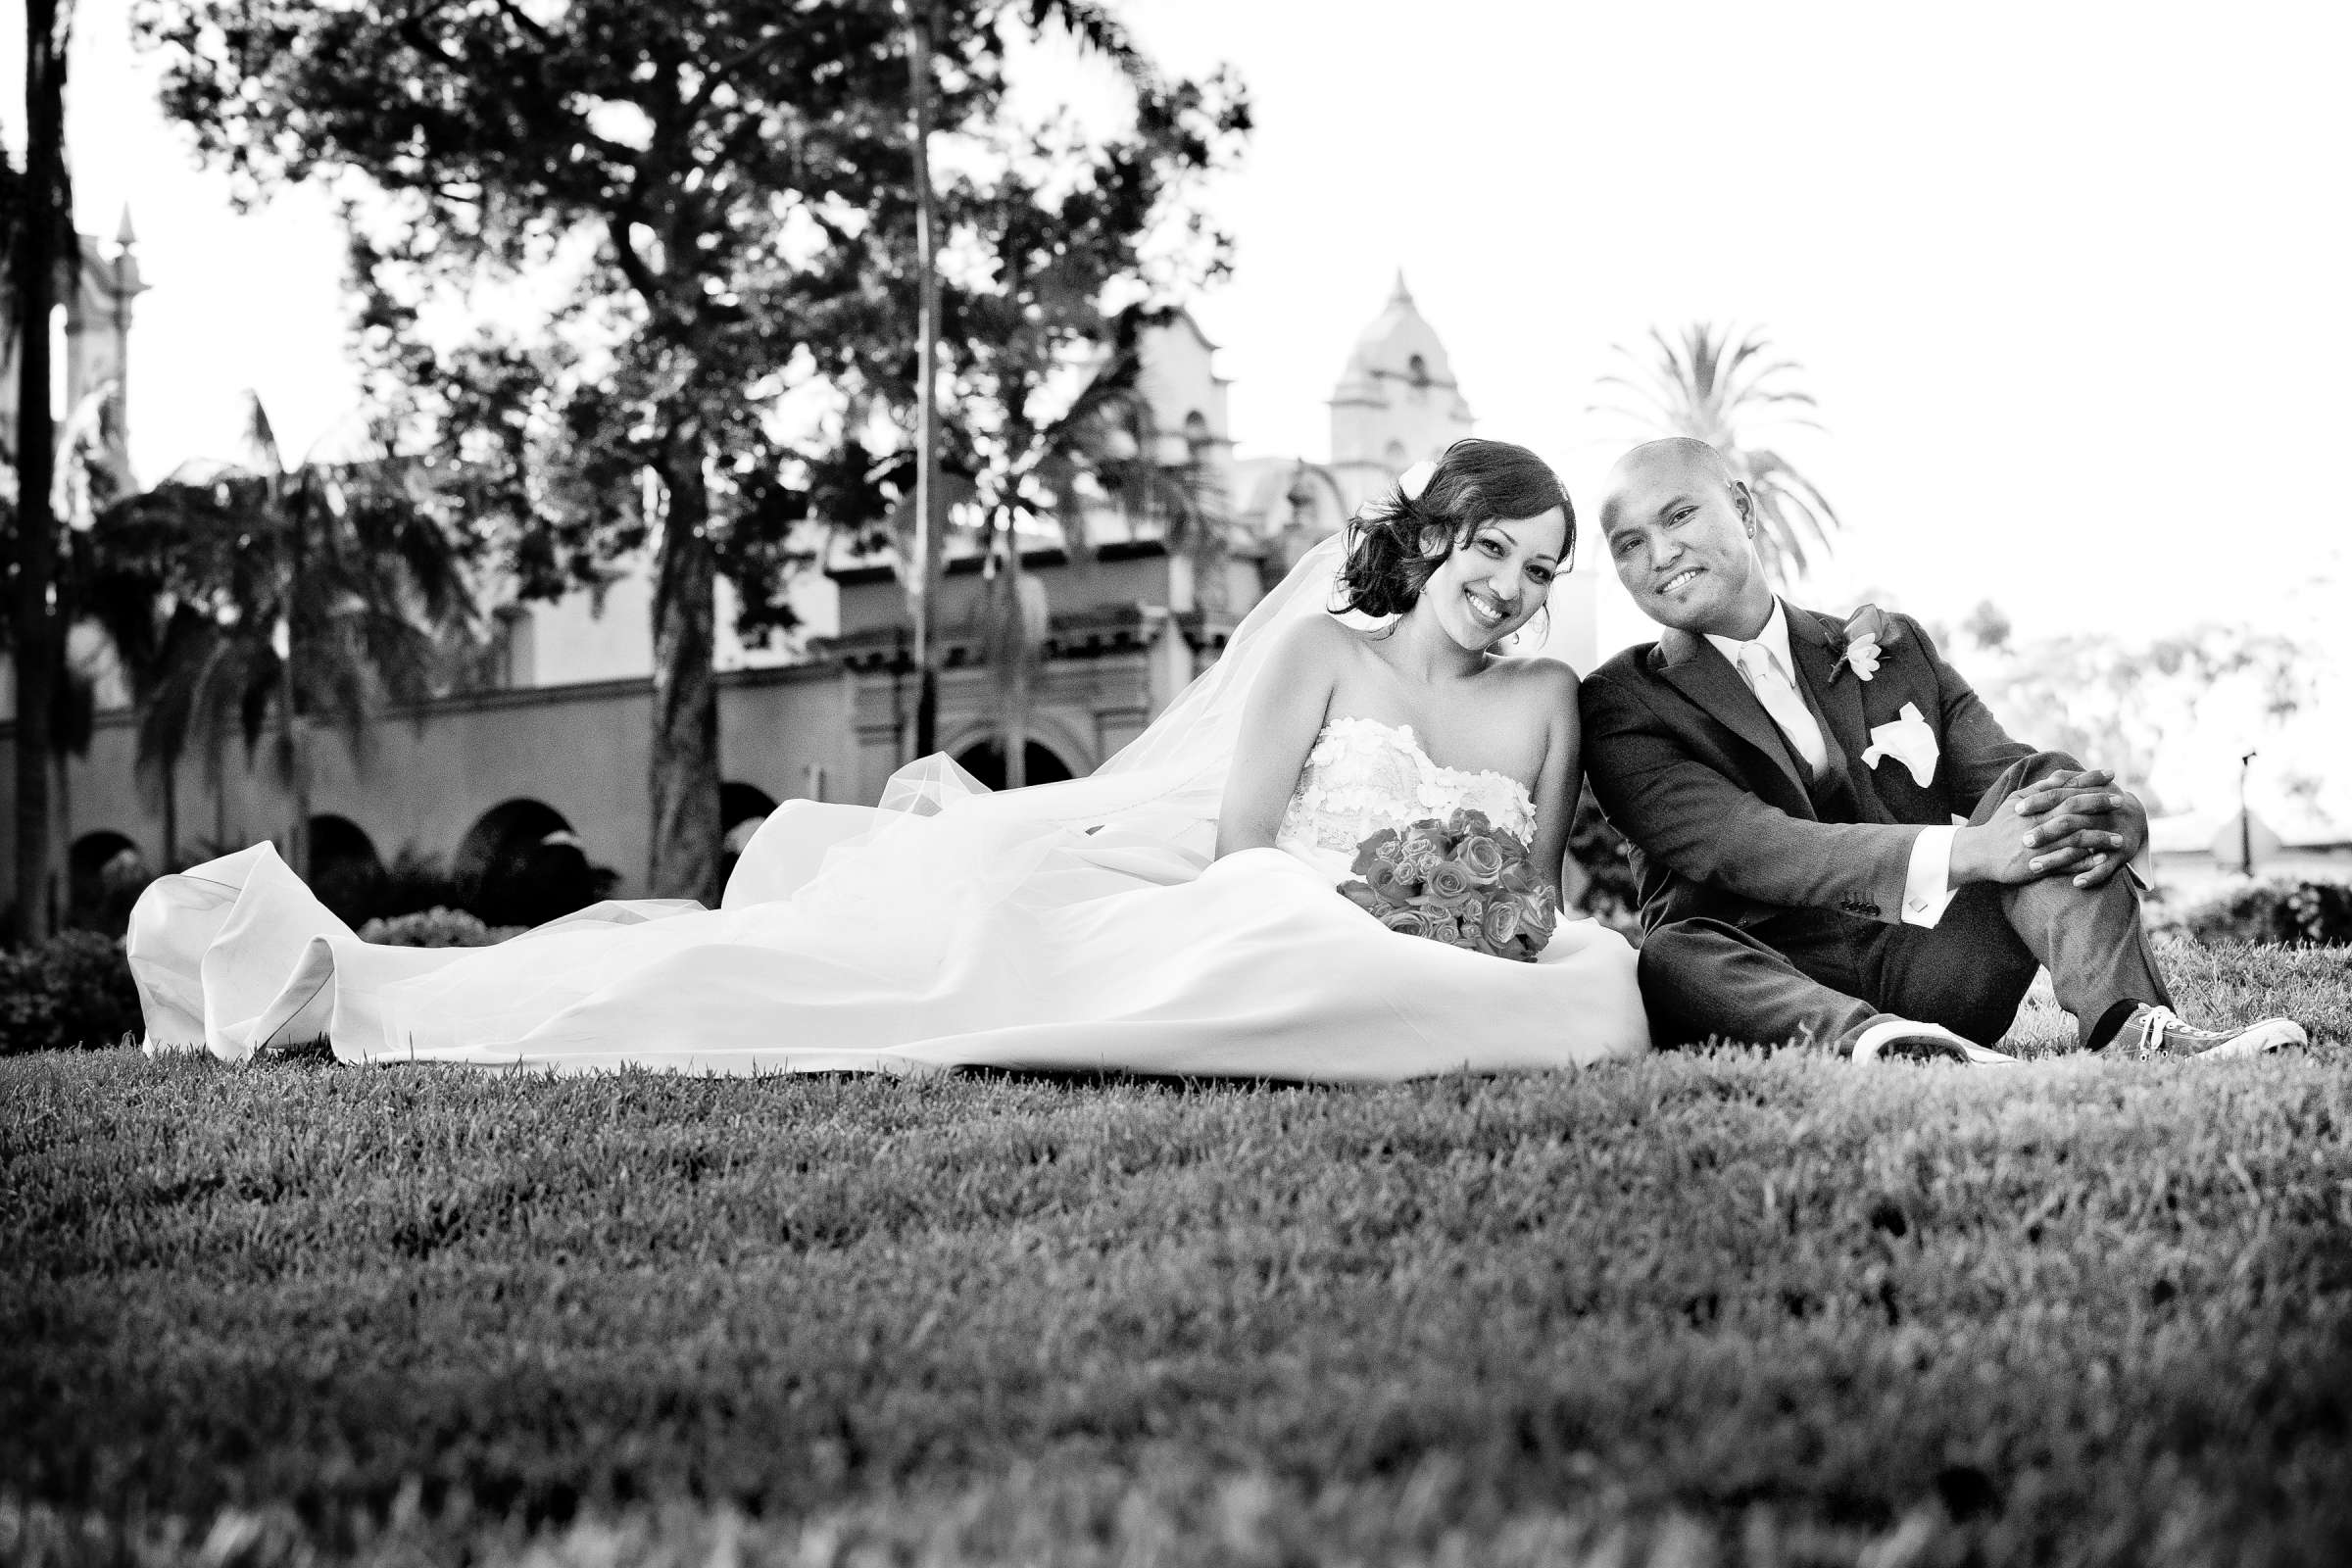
[1336, 808, 1556, 962]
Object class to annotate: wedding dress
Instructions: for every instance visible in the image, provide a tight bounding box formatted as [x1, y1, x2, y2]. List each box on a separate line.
[127, 537, 1649, 1079]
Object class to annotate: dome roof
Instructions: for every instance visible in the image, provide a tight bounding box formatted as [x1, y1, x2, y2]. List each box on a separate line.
[1333, 272, 1460, 397]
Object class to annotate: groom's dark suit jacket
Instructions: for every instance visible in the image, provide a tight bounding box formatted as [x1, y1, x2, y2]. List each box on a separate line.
[1580, 604, 2054, 935]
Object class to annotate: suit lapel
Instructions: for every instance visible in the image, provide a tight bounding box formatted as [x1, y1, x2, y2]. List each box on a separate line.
[1652, 627, 1811, 805]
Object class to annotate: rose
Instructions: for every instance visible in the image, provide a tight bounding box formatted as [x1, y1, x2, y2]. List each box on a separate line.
[1451, 808, 1494, 839]
[1368, 861, 1415, 903]
[1525, 886, 1557, 930]
[1400, 821, 1448, 870]
[1457, 894, 1487, 926]
[1482, 901, 1523, 947]
[1339, 880, 1385, 916]
[1426, 859, 1473, 902]
[1382, 907, 1434, 939]
[1422, 911, 1460, 944]
[1352, 827, 1403, 878]
[1456, 834, 1505, 880]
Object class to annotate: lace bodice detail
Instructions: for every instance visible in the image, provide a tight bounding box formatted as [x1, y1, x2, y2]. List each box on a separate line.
[1275, 716, 1538, 877]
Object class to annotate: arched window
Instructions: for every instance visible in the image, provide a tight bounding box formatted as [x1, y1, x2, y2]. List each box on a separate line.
[952, 738, 1076, 791]
[1406, 354, 1431, 387]
[719, 781, 781, 891]
[67, 831, 146, 935]
[308, 815, 384, 926]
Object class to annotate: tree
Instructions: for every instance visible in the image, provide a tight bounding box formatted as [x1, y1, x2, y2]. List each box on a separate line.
[966, 334, 1226, 786]
[1591, 322, 1842, 583]
[93, 394, 479, 876]
[4, 0, 73, 942]
[146, 0, 1245, 899]
[1970, 623, 2311, 818]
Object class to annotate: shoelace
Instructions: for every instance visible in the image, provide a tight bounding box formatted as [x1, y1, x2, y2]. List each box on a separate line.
[2132, 1004, 2192, 1059]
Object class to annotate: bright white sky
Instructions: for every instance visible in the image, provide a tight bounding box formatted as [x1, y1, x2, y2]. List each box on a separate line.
[10, 0, 2350, 819]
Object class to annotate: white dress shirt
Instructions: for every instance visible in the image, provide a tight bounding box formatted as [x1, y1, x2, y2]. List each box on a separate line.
[1708, 601, 1955, 928]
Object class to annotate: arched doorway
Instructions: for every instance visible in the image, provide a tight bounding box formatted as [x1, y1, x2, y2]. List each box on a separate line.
[719, 782, 779, 893]
[951, 738, 1075, 791]
[308, 815, 384, 926]
[455, 799, 613, 928]
[67, 831, 146, 935]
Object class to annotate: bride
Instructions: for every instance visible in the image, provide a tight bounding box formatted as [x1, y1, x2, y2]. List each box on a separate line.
[128, 439, 1649, 1079]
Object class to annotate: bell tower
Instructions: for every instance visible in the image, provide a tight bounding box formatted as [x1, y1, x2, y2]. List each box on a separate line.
[0, 207, 144, 502]
[1325, 272, 1476, 515]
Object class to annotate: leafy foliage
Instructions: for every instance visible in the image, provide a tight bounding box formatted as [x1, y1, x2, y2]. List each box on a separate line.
[1967, 622, 2311, 811]
[0, 932, 140, 1055]
[1566, 783, 1640, 933]
[139, 0, 1249, 889]
[355, 907, 524, 949]
[91, 396, 481, 871]
[2171, 878, 2352, 949]
[1591, 322, 1841, 583]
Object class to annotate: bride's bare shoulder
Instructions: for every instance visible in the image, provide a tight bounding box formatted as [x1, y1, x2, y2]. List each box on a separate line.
[1488, 654, 1582, 727]
[1267, 611, 1372, 672]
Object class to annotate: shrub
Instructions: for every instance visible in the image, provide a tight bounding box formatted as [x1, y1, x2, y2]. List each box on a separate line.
[1568, 785, 1642, 940]
[356, 907, 524, 948]
[0, 931, 143, 1055]
[2176, 877, 2352, 948]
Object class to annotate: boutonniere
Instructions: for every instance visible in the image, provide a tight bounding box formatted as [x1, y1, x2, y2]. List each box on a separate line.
[1833, 604, 1901, 682]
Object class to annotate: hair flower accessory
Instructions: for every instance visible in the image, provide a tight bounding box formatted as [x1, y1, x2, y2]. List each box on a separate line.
[1834, 604, 1898, 682]
[1396, 460, 1436, 501]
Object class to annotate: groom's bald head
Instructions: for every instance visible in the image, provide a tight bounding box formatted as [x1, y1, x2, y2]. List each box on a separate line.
[1596, 437, 1776, 638]
[1596, 438, 1740, 533]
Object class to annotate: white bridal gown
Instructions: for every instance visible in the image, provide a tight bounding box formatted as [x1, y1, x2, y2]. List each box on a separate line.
[128, 538, 1650, 1080]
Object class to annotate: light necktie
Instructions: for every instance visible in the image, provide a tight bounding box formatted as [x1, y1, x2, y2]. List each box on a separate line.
[1736, 641, 1829, 776]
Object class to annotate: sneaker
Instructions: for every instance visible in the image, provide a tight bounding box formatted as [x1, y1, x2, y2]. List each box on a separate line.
[2105, 1004, 2308, 1061]
[1851, 1017, 2021, 1066]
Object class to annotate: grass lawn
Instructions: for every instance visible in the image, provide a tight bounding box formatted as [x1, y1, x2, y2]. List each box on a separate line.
[4, 939, 2350, 1567]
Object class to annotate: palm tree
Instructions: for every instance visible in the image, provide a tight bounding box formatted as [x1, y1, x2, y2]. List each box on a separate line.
[93, 394, 479, 876]
[971, 336, 1221, 788]
[1591, 322, 1842, 583]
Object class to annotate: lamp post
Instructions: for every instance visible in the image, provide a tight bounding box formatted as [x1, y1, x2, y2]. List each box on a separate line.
[903, 0, 942, 762]
[2239, 749, 2258, 876]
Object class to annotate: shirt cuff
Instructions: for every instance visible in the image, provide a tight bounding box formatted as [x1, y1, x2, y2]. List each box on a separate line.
[1901, 826, 1958, 928]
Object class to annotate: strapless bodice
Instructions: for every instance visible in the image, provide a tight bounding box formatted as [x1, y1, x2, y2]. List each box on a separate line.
[1274, 715, 1538, 882]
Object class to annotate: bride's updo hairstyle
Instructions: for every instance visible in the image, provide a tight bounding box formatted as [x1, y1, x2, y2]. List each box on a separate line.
[1334, 438, 1577, 619]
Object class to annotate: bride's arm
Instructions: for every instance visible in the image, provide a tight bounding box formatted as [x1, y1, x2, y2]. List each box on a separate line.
[1213, 617, 1341, 858]
[1524, 661, 1583, 904]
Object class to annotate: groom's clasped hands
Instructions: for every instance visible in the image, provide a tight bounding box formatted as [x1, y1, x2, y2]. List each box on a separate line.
[1967, 768, 2144, 891]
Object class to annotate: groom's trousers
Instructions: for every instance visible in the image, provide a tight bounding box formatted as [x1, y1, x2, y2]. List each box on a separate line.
[1637, 753, 2174, 1054]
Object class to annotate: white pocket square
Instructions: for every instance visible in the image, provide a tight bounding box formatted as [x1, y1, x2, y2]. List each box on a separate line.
[1861, 702, 1939, 788]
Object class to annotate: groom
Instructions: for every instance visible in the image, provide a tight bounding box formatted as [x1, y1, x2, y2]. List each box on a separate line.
[1579, 437, 2307, 1063]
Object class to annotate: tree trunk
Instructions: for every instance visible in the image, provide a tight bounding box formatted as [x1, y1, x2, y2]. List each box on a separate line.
[161, 760, 177, 871]
[646, 450, 722, 902]
[11, 0, 65, 944]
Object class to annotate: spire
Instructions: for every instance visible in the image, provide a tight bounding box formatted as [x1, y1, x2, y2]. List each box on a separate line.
[114, 204, 136, 248]
[1389, 269, 1413, 307]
